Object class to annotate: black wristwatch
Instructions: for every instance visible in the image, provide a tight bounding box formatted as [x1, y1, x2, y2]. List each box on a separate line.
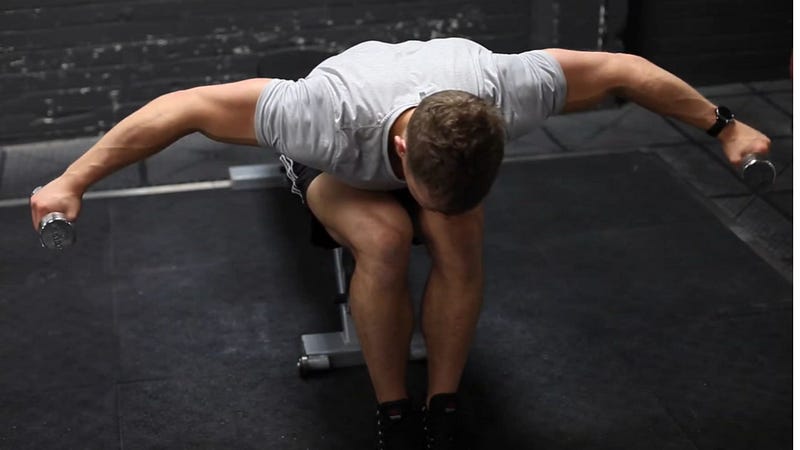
[706, 105, 735, 137]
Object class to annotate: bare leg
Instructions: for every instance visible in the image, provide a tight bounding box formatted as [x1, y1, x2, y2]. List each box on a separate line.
[418, 205, 485, 404]
[307, 174, 415, 403]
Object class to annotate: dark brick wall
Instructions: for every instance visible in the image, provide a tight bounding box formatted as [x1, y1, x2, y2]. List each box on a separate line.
[0, 0, 791, 145]
[0, 0, 530, 144]
[622, 0, 793, 86]
[2, 0, 624, 145]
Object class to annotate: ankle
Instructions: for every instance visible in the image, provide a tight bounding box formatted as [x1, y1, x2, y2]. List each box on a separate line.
[377, 398, 412, 415]
[426, 392, 459, 409]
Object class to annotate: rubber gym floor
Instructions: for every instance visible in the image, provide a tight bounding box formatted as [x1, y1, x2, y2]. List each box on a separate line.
[0, 79, 792, 449]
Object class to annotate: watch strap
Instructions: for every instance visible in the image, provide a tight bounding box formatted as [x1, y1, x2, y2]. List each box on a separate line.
[707, 106, 734, 137]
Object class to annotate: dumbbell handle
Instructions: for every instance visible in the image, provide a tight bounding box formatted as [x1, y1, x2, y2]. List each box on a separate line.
[31, 187, 77, 251]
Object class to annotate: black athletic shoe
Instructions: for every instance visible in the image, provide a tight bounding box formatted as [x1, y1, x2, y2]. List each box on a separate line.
[376, 398, 422, 450]
[423, 393, 463, 450]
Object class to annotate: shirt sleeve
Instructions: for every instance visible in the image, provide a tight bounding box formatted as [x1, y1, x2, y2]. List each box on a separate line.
[491, 50, 567, 140]
[252, 77, 339, 171]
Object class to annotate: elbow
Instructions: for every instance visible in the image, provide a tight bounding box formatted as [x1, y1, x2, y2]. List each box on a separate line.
[608, 52, 653, 98]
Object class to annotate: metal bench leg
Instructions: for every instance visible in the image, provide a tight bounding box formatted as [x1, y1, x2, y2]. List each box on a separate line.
[297, 247, 427, 377]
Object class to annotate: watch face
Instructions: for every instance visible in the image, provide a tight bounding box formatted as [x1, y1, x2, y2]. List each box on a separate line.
[717, 106, 735, 121]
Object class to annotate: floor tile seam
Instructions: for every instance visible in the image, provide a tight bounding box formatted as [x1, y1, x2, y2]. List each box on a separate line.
[113, 366, 302, 389]
[114, 375, 180, 387]
[655, 117, 794, 221]
[704, 87, 791, 104]
[0, 148, 6, 195]
[640, 141, 701, 151]
[745, 80, 793, 94]
[745, 84, 793, 118]
[709, 306, 794, 322]
[705, 193, 778, 220]
[502, 147, 645, 166]
[728, 195, 760, 219]
[115, 383, 125, 450]
[657, 153, 792, 239]
[658, 116, 731, 169]
[724, 227, 793, 282]
[0, 371, 284, 397]
[106, 256, 293, 278]
[708, 191, 793, 199]
[472, 327, 722, 450]
[531, 218, 714, 248]
[605, 340, 705, 450]
[648, 391, 703, 450]
[488, 293, 794, 347]
[540, 125, 570, 153]
[515, 301, 793, 337]
[604, 307, 791, 448]
[718, 87, 794, 135]
[0, 381, 116, 398]
[109, 213, 124, 450]
[477, 316, 763, 443]
[742, 192, 793, 222]
[570, 137, 691, 153]
[107, 258, 233, 276]
[547, 107, 693, 152]
[137, 160, 149, 188]
[579, 106, 632, 144]
[648, 140, 742, 180]
[616, 306, 794, 329]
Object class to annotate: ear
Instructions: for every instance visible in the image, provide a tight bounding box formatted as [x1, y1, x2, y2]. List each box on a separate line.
[394, 135, 407, 158]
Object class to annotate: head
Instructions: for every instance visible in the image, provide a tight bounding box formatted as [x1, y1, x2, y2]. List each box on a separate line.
[397, 90, 505, 215]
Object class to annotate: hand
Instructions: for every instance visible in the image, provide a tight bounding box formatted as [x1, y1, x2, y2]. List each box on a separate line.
[30, 176, 83, 231]
[717, 121, 772, 167]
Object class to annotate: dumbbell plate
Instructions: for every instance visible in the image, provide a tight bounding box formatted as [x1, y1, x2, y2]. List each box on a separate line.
[741, 156, 776, 191]
[39, 212, 76, 250]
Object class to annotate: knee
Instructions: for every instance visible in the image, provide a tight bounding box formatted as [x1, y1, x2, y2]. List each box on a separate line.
[350, 220, 413, 271]
[421, 206, 484, 279]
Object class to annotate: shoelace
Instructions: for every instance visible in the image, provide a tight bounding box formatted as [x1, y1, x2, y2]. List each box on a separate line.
[376, 408, 411, 450]
[422, 406, 457, 449]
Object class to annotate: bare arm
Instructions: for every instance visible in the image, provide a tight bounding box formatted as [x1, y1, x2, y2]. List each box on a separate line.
[30, 78, 271, 229]
[544, 49, 770, 165]
[60, 78, 270, 192]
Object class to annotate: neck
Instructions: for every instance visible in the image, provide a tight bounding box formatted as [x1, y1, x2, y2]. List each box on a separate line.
[388, 107, 415, 179]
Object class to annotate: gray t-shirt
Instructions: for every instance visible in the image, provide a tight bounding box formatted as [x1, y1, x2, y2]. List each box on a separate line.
[254, 38, 566, 190]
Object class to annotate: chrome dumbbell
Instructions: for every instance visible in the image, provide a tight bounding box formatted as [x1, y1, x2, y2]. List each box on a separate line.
[741, 154, 776, 191]
[31, 187, 76, 251]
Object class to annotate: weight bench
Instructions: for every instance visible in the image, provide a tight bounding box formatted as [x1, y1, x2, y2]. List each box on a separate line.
[229, 163, 427, 377]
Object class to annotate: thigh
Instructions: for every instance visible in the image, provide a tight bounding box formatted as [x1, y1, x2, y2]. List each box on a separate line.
[306, 173, 414, 255]
[419, 205, 485, 275]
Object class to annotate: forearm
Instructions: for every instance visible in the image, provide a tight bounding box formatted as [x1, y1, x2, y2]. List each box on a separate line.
[549, 48, 772, 166]
[611, 54, 771, 162]
[61, 90, 196, 193]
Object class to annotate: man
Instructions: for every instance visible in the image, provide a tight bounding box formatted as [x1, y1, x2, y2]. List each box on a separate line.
[30, 37, 770, 449]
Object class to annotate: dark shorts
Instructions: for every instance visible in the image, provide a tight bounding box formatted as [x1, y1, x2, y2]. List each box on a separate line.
[278, 156, 422, 249]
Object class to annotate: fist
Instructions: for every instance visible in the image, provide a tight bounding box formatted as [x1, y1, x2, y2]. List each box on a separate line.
[718, 121, 772, 167]
[30, 177, 82, 231]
